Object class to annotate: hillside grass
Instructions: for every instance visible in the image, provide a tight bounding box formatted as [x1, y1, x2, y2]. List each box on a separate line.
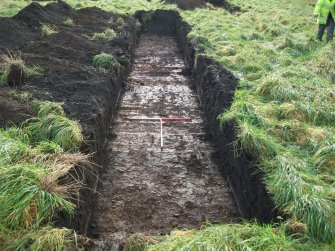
[0, 0, 50, 17]
[0, 0, 175, 17]
[124, 223, 335, 251]
[182, 0, 335, 244]
[0, 100, 86, 250]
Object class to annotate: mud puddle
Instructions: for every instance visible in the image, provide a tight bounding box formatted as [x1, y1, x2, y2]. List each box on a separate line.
[94, 34, 238, 244]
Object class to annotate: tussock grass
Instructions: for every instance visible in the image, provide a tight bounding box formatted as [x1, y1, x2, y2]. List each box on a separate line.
[116, 17, 125, 26]
[62, 17, 74, 27]
[0, 52, 44, 86]
[35, 141, 64, 154]
[91, 28, 117, 42]
[0, 51, 25, 86]
[26, 65, 44, 76]
[313, 137, 335, 172]
[134, 223, 333, 251]
[93, 52, 121, 74]
[7, 227, 82, 251]
[0, 128, 30, 163]
[40, 23, 58, 37]
[25, 101, 83, 151]
[9, 90, 32, 102]
[0, 99, 87, 249]
[0, 163, 75, 230]
[184, 0, 335, 243]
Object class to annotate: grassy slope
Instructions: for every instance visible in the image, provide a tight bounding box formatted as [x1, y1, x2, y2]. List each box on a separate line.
[0, 0, 50, 17]
[139, 223, 335, 251]
[181, 0, 335, 243]
[0, 0, 173, 17]
[1, 0, 334, 249]
[0, 101, 85, 250]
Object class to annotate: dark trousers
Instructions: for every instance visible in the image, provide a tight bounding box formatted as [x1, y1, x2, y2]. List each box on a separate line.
[317, 14, 335, 42]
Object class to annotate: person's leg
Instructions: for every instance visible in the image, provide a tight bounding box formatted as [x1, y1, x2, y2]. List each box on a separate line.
[317, 24, 326, 40]
[326, 16, 335, 42]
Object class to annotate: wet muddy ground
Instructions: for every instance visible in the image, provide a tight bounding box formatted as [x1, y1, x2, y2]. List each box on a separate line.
[94, 34, 238, 244]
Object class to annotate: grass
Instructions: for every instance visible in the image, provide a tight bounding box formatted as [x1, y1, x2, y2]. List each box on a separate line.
[0, 128, 30, 163]
[0, 163, 75, 230]
[91, 28, 117, 42]
[0, 0, 50, 17]
[93, 52, 121, 75]
[5, 226, 83, 251]
[0, 52, 44, 86]
[40, 23, 58, 37]
[62, 17, 75, 27]
[0, 52, 25, 86]
[26, 65, 44, 76]
[125, 223, 335, 251]
[182, 0, 335, 243]
[0, 0, 175, 17]
[25, 101, 83, 151]
[0, 100, 86, 249]
[116, 17, 125, 26]
[9, 90, 32, 102]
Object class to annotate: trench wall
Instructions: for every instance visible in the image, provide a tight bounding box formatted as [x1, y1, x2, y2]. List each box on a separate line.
[72, 26, 139, 235]
[136, 10, 276, 221]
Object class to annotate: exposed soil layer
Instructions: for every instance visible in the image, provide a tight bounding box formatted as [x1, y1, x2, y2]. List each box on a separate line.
[0, 88, 34, 128]
[93, 34, 238, 246]
[0, 1, 138, 234]
[165, 0, 240, 12]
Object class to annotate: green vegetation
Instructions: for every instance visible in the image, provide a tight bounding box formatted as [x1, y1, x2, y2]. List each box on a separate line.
[126, 223, 335, 251]
[40, 23, 58, 37]
[0, 53, 44, 86]
[93, 52, 121, 75]
[5, 227, 83, 251]
[25, 101, 83, 151]
[116, 17, 125, 26]
[0, 52, 25, 86]
[9, 90, 32, 102]
[91, 28, 117, 41]
[0, 0, 175, 17]
[0, 100, 85, 250]
[181, 0, 335, 244]
[26, 65, 44, 76]
[62, 17, 75, 27]
[0, 0, 50, 17]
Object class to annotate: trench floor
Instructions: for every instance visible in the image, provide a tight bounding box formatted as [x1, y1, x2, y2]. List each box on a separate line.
[94, 34, 238, 243]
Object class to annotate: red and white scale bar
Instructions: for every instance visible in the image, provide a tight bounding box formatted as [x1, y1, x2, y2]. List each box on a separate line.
[126, 117, 192, 147]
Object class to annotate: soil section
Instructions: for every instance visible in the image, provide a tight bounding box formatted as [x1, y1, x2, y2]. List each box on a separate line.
[93, 34, 238, 245]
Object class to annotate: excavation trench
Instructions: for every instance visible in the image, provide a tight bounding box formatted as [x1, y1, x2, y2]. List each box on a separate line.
[93, 33, 238, 244]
